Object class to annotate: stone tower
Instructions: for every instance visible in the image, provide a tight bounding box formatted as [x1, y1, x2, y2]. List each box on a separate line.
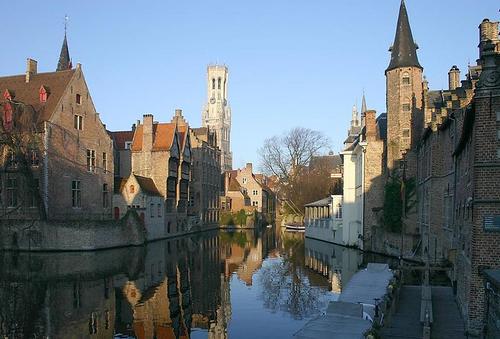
[202, 65, 233, 172]
[385, 0, 423, 171]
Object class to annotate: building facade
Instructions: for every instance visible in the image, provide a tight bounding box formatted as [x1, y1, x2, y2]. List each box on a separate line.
[202, 65, 233, 172]
[0, 36, 113, 221]
[190, 126, 221, 225]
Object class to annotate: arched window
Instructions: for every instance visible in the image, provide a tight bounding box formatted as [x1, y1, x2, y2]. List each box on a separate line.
[212, 78, 216, 89]
[218, 77, 221, 89]
[129, 185, 135, 193]
[402, 98, 411, 112]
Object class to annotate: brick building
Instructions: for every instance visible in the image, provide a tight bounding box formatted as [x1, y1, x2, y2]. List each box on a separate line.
[0, 34, 113, 221]
[189, 126, 221, 225]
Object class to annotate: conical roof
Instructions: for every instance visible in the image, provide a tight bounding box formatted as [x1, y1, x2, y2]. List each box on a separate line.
[57, 33, 71, 71]
[386, 0, 421, 72]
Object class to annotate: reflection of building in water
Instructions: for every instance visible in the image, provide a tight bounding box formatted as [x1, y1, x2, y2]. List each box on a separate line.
[0, 247, 143, 339]
[1, 231, 233, 339]
[304, 238, 362, 293]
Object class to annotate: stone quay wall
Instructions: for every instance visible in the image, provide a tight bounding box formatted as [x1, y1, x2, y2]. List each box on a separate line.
[0, 213, 146, 251]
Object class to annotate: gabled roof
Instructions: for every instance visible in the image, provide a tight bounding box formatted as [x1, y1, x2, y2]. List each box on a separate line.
[109, 130, 134, 150]
[177, 125, 188, 150]
[131, 123, 177, 152]
[0, 69, 76, 127]
[135, 175, 162, 196]
[386, 0, 422, 72]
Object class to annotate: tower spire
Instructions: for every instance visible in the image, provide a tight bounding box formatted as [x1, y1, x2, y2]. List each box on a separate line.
[361, 91, 367, 114]
[386, 0, 421, 72]
[57, 15, 72, 72]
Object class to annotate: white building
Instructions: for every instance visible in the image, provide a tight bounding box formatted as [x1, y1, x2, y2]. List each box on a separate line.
[304, 195, 344, 244]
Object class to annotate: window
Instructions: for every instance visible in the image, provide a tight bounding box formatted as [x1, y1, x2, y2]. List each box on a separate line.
[124, 141, 132, 150]
[218, 77, 221, 89]
[253, 190, 258, 195]
[212, 78, 216, 90]
[102, 184, 109, 208]
[402, 76, 410, 85]
[76, 94, 82, 105]
[7, 151, 17, 168]
[130, 185, 135, 194]
[74, 115, 83, 130]
[72, 180, 81, 208]
[150, 203, 154, 218]
[402, 129, 410, 138]
[242, 178, 247, 184]
[39, 86, 48, 103]
[158, 203, 162, 217]
[402, 103, 411, 111]
[30, 150, 39, 167]
[30, 179, 39, 207]
[7, 177, 17, 207]
[86, 150, 96, 172]
[252, 201, 259, 206]
[102, 152, 107, 173]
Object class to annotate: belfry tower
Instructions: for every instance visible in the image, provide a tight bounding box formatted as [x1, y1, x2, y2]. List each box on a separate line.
[202, 65, 233, 172]
[386, 0, 423, 171]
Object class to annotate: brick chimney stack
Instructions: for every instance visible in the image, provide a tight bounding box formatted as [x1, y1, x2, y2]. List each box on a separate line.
[25, 58, 37, 83]
[246, 163, 253, 173]
[448, 65, 461, 90]
[365, 110, 377, 141]
[143, 114, 154, 152]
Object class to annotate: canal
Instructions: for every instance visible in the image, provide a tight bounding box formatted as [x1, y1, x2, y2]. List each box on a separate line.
[0, 227, 397, 338]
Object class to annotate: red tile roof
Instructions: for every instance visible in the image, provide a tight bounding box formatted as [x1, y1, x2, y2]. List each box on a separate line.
[131, 123, 177, 152]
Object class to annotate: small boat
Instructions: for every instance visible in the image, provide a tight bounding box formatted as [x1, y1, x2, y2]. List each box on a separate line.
[285, 223, 305, 232]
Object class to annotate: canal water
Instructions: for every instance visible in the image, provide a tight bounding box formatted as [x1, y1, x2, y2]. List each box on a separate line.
[0, 227, 397, 338]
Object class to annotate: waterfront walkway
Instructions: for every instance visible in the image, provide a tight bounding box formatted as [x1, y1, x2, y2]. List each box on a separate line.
[380, 286, 467, 339]
[381, 286, 422, 339]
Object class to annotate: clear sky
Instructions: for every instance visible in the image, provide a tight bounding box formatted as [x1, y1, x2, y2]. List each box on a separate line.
[1, 1, 499, 169]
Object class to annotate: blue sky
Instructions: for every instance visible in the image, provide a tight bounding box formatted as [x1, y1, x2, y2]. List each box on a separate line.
[1, 1, 499, 169]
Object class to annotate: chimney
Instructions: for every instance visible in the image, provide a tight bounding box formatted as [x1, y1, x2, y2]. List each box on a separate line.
[142, 114, 154, 152]
[448, 65, 460, 90]
[25, 58, 37, 83]
[365, 110, 377, 141]
[131, 123, 136, 132]
[478, 19, 500, 61]
[246, 163, 253, 173]
[175, 109, 182, 116]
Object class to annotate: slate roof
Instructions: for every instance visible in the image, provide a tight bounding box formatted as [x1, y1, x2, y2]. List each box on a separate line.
[387, 0, 422, 72]
[304, 196, 332, 207]
[135, 175, 162, 196]
[376, 113, 387, 140]
[109, 130, 134, 150]
[57, 33, 71, 71]
[131, 123, 176, 152]
[0, 69, 75, 127]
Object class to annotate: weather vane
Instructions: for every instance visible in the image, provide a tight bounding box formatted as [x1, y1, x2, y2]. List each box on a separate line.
[64, 15, 69, 34]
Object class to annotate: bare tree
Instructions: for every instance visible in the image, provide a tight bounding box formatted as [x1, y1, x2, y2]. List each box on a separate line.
[259, 127, 330, 184]
[259, 127, 331, 216]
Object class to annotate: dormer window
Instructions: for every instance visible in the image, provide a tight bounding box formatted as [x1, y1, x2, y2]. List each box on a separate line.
[3, 89, 14, 100]
[39, 86, 50, 103]
[76, 94, 82, 105]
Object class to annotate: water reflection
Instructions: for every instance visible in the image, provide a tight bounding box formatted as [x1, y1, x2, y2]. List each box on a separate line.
[0, 227, 390, 339]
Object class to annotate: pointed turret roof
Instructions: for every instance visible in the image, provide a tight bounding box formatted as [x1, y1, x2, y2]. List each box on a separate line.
[361, 93, 367, 114]
[386, 0, 422, 72]
[57, 33, 71, 71]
